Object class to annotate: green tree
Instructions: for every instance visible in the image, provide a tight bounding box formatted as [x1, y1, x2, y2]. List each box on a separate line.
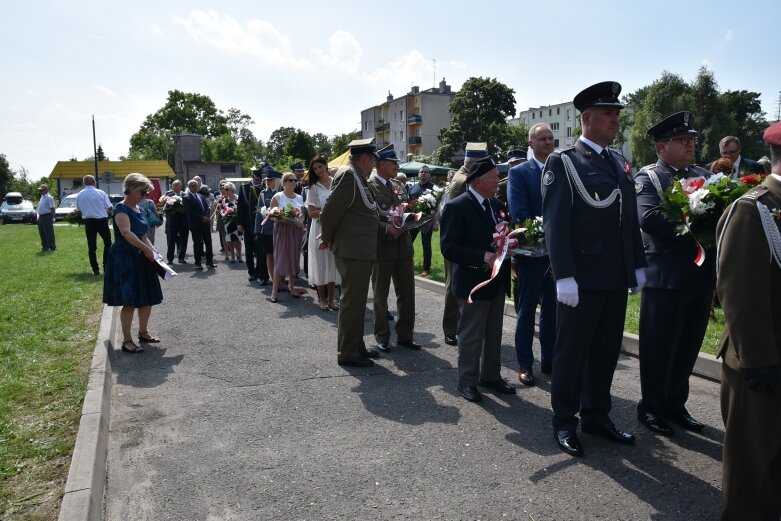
[721, 90, 767, 160]
[265, 127, 316, 170]
[312, 133, 332, 159]
[436, 77, 517, 165]
[0, 154, 12, 198]
[330, 131, 361, 158]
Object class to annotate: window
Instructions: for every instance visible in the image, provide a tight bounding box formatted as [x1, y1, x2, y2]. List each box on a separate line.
[220, 165, 235, 174]
[567, 127, 572, 137]
[532, 113, 535, 120]
[566, 109, 572, 120]
[400, 130, 404, 140]
[554, 139, 560, 147]
[539, 111, 543, 117]
[551, 122, 560, 131]
[557, 107, 560, 115]
[400, 110, 404, 120]
[549, 109, 552, 116]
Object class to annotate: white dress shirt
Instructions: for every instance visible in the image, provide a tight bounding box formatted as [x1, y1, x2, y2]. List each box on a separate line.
[37, 193, 55, 216]
[76, 185, 112, 219]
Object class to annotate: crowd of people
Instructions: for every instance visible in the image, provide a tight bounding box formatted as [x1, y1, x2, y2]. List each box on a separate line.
[62, 79, 778, 521]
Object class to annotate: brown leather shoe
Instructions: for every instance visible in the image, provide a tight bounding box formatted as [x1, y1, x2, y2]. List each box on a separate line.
[518, 367, 535, 386]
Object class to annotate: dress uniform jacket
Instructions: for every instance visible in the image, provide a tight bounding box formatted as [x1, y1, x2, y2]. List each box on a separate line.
[716, 175, 781, 520]
[542, 141, 646, 289]
[369, 175, 413, 260]
[635, 160, 715, 290]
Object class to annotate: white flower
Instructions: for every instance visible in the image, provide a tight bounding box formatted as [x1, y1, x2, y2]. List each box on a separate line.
[703, 173, 725, 186]
[687, 188, 715, 216]
[260, 206, 269, 217]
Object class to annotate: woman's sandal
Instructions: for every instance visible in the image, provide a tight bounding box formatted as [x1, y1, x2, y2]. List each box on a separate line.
[290, 288, 301, 298]
[138, 331, 161, 343]
[121, 340, 144, 353]
[328, 302, 340, 311]
[318, 301, 330, 311]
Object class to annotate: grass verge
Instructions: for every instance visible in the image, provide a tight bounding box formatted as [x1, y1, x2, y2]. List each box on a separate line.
[414, 230, 722, 355]
[0, 223, 105, 520]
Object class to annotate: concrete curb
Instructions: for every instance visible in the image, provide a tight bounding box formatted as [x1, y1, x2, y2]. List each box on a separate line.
[59, 305, 117, 521]
[414, 276, 722, 383]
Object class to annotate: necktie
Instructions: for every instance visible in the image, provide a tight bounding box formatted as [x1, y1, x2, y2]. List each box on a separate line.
[676, 169, 689, 178]
[196, 193, 205, 214]
[482, 199, 495, 224]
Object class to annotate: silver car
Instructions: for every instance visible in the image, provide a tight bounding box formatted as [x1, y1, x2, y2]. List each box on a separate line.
[1, 192, 38, 224]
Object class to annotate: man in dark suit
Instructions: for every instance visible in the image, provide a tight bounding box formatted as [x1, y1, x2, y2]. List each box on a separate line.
[706, 135, 764, 176]
[634, 112, 714, 436]
[440, 156, 516, 403]
[542, 81, 647, 457]
[508, 123, 556, 387]
[409, 165, 436, 277]
[369, 144, 421, 353]
[717, 121, 781, 521]
[441, 142, 488, 347]
[183, 179, 216, 270]
[165, 179, 189, 264]
[237, 168, 269, 283]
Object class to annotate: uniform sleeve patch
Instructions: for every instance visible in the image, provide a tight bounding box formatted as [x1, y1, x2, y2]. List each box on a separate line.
[635, 181, 644, 194]
[543, 171, 555, 186]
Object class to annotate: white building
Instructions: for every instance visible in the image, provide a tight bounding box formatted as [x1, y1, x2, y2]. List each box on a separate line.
[361, 79, 456, 160]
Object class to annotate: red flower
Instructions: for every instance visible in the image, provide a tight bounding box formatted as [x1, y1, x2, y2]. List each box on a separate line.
[739, 174, 765, 186]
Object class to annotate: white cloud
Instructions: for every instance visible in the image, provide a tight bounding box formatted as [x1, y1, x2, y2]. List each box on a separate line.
[173, 10, 310, 69]
[701, 58, 712, 68]
[151, 23, 164, 37]
[720, 29, 733, 48]
[448, 60, 467, 70]
[364, 50, 435, 89]
[94, 84, 117, 97]
[313, 30, 363, 74]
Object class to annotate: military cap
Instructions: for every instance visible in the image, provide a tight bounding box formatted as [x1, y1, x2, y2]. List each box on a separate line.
[763, 120, 781, 145]
[290, 162, 305, 171]
[465, 156, 497, 183]
[573, 81, 623, 111]
[647, 111, 698, 141]
[464, 142, 489, 159]
[377, 144, 401, 162]
[265, 168, 282, 179]
[507, 148, 526, 162]
[252, 164, 270, 177]
[347, 137, 379, 158]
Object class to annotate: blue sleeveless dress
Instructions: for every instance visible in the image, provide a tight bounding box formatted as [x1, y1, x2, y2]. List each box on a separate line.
[103, 203, 163, 308]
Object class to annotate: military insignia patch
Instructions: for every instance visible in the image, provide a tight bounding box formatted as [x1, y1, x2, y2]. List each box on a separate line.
[635, 181, 643, 194]
[543, 171, 555, 186]
[624, 161, 631, 174]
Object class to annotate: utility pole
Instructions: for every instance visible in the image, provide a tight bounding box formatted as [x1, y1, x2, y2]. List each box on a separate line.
[776, 91, 781, 122]
[431, 57, 437, 88]
[92, 115, 99, 186]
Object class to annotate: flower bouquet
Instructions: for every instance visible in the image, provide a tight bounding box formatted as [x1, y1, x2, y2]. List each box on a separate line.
[509, 217, 547, 257]
[391, 186, 445, 230]
[159, 194, 184, 215]
[657, 172, 766, 261]
[64, 209, 84, 226]
[220, 203, 237, 224]
[260, 203, 302, 225]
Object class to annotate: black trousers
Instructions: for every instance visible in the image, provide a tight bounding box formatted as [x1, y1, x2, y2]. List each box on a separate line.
[551, 289, 628, 431]
[638, 286, 713, 417]
[166, 216, 188, 262]
[190, 221, 213, 265]
[83, 218, 112, 272]
[244, 227, 268, 280]
[409, 225, 433, 271]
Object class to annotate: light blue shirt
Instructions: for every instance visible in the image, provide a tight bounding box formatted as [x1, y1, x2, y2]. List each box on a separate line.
[37, 193, 55, 216]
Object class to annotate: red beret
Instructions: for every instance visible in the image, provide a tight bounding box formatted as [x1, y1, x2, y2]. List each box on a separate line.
[763, 121, 781, 145]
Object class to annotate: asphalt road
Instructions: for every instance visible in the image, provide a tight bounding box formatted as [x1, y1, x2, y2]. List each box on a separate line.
[105, 241, 724, 520]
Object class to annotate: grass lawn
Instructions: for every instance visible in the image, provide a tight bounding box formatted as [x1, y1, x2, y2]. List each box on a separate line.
[414, 230, 723, 355]
[0, 223, 104, 520]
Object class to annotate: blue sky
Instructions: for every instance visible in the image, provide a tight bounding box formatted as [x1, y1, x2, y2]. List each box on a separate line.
[2, 0, 778, 178]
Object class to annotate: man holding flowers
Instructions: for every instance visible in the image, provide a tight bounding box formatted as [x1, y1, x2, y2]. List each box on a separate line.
[634, 111, 714, 436]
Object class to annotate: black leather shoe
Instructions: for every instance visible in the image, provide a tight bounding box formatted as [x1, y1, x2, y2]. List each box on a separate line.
[555, 430, 583, 457]
[386, 311, 394, 321]
[540, 361, 552, 375]
[376, 341, 390, 353]
[581, 421, 635, 444]
[259, 279, 269, 286]
[397, 339, 421, 350]
[668, 412, 705, 432]
[194, 264, 204, 271]
[206, 261, 217, 268]
[638, 411, 675, 436]
[338, 358, 375, 367]
[179, 259, 187, 264]
[444, 334, 458, 346]
[458, 385, 482, 402]
[361, 350, 380, 359]
[478, 378, 517, 394]
[248, 275, 258, 281]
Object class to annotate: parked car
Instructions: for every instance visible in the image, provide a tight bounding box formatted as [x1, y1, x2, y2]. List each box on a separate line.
[54, 193, 79, 221]
[1, 192, 38, 224]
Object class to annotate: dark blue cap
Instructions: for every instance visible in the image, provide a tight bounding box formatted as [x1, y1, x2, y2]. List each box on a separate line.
[265, 168, 282, 179]
[647, 111, 698, 141]
[507, 148, 526, 162]
[290, 162, 305, 171]
[573, 81, 623, 111]
[377, 144, 401, 162]
[465, 156, 497, 183]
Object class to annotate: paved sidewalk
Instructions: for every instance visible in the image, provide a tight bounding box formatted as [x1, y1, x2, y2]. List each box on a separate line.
[105, 246, 724, 520]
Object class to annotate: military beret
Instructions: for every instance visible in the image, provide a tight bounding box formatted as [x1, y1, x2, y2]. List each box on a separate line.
[763, 120, 781, 145]
[466, 156, 497, 183]
[573, 81, 623, 111]
[647, 111, 698, 141]
[377, 144, 401, 162]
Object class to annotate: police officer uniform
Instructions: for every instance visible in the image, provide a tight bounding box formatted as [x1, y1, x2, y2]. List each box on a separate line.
[717, 121, 781, 521]
[368, 145, 420, 352]
[237, 167, 270, 282]
[542, 81, 647, 457]
[319, 139, 381, 367]
[635, 112, 714, 436]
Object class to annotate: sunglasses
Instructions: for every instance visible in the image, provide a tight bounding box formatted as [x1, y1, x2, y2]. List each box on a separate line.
[284, 179, 296, 183]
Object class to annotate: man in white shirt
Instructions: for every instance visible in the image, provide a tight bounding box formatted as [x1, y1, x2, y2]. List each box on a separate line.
[36, 184, 56, 251]
[76, 175, 113, 275]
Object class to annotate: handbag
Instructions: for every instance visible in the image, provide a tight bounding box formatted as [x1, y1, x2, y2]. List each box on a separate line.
[144, 204, 163, 227]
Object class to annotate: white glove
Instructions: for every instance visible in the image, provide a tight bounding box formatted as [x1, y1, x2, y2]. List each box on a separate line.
[556, 277, 579, 307]
[632, 268, 647, 292]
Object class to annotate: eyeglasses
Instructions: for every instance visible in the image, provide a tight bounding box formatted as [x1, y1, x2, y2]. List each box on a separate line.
[667, 137, 697, 147]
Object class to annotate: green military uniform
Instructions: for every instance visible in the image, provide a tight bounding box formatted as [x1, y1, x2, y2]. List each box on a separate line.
[716, 175, 781, 521]
[369, 173, 415, 344]
[319, 156, 380, 363]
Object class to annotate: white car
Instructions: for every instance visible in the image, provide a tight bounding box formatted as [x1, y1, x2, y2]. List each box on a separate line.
[1, 192, 38, 224]
[54, 193, 79, 222]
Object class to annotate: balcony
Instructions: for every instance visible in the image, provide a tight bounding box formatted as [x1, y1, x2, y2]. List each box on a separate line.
[407, 114, 422, 125]
[375, 121, 390, 132]
[408, 136, 422, 145]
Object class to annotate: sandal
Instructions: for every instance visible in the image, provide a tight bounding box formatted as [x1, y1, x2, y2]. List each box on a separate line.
[328, 302, 340, 311]
[138, 331, 161, 343]
[121, 340, 144, 353]
[318, 301, 330, 311]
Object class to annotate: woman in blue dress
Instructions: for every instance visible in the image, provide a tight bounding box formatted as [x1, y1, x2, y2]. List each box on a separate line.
[103, 173, 163, 353]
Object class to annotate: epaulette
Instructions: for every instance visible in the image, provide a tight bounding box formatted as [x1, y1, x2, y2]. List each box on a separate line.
[550, 146, 575, 157]
[637, 163, 657, 173]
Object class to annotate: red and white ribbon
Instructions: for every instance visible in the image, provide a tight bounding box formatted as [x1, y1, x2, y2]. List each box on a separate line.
[467, 222, 520, 303]
[683, 215, 706, 266]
